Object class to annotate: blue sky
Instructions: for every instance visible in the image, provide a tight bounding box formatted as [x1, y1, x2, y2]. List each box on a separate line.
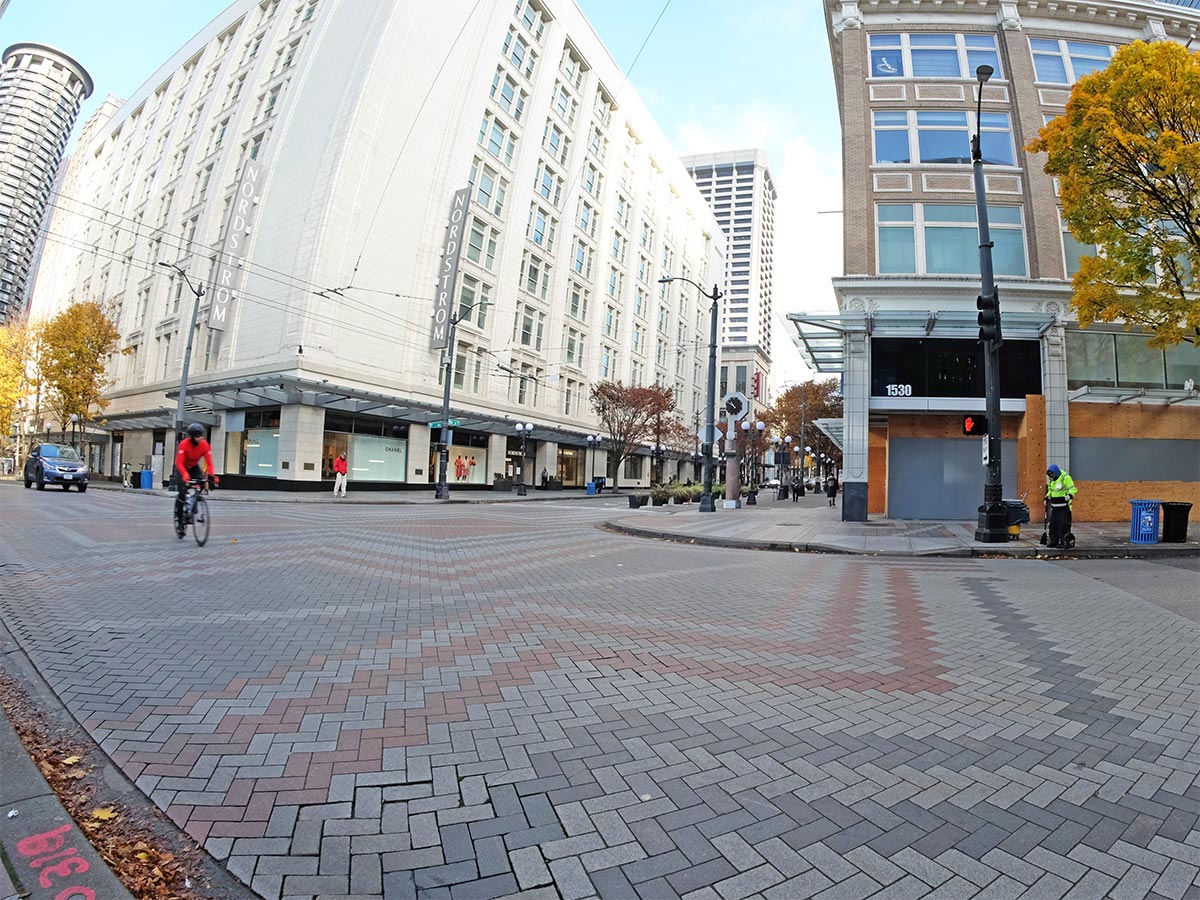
[2, 0, 843, 384]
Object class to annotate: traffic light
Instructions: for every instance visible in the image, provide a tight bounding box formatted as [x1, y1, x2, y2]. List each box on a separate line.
[977, 289, 1001, 343]
[962, 414, 988, 435]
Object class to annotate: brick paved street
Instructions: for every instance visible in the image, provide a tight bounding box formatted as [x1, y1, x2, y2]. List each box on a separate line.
[1, 483, 1198, 900]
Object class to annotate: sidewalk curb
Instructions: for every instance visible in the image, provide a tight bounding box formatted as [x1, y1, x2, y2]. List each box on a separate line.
[0, 619, 253, 899]
[601, 520, 1200, 559]
[81, 481, 612, 505]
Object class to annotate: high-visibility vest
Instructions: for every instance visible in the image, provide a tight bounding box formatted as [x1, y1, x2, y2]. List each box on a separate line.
[1046, 472, 1076, 502]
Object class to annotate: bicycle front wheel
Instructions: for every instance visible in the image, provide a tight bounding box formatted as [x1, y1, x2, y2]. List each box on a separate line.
[191, 497, 210, 546]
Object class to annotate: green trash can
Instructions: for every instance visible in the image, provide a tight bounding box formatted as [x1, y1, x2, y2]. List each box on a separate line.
[1161, 502, 1193, 543]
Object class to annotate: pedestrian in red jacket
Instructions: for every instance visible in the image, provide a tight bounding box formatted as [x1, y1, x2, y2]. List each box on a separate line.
[333, 452, 348, 498]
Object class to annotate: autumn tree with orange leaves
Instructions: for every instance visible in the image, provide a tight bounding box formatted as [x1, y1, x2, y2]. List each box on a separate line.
[1027, 40, 1199, 347]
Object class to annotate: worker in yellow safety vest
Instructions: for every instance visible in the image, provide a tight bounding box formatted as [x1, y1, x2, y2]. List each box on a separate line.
[1045, 464, 1077, 549]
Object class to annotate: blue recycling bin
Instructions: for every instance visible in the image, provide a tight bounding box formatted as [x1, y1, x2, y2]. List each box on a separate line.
[140, 469, 154, 490]
[586, 481, 597, 495]
[1129, 499, 1162, 544]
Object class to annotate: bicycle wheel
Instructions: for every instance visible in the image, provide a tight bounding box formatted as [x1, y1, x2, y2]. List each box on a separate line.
[191, 496, 210, 546]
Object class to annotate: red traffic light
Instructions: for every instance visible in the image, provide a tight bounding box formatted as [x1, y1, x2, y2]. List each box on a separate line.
[962, 414, 988, 435]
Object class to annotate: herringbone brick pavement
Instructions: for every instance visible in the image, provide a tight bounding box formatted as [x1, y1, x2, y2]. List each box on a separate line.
[1, 485, 1197, 900]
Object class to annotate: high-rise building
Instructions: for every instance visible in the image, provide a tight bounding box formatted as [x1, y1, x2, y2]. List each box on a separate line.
[683, 150, 776, 412]
[29, 0, 723, 490]
[795, 0, 1199, 522]
[0, 42, 92, 322]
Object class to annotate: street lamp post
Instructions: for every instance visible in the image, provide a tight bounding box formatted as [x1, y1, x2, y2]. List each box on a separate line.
[434, 299, 491, 499]
[69, 413, 79, 449]
[586, 434, 602, 487]
[740, 420, 764, 505]
[514, 422, 533, 496]
[659, 275, 720, 513]
[157, 262, 205, 457]
[971, 63, 1008, 543]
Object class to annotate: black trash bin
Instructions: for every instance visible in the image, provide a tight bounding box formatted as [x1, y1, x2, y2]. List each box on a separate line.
[1161, 502, 1193, 543]
[1003, 499, 1031, 541]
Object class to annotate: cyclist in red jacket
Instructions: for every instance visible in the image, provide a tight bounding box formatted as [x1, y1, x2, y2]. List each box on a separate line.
[175, 423, 218, 534]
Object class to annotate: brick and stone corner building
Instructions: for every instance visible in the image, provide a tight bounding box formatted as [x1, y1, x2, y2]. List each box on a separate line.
[795, 0, 1199, 522]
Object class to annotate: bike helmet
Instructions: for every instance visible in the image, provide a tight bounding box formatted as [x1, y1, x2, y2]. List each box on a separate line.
[187, 423, 205, 438]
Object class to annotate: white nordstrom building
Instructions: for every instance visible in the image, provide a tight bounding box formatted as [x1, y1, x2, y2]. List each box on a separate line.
[30, 0, 723, 490]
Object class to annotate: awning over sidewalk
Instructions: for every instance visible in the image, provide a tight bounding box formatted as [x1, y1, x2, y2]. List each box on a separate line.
[786, 310, 1057, 375]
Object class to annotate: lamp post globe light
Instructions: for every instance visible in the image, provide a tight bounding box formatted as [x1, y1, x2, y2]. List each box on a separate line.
[156, 261, 205, 451]
[434, 299, 491, 500]
[515, 422, 534, 496]
[658, 274, 721, 512]
[971, 63, 1008, 543]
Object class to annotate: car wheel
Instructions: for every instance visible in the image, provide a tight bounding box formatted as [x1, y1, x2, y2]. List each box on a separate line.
[77, 484, 88, 493]
[36, 470, 45, 490]
[24, 476, 31, 488]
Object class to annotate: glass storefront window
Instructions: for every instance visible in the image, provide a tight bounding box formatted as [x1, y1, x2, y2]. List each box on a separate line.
[447, 445, 485, 484]
[1166, 342, 1200, 389]
[1065, 332, 1116, 390]
[246, 428, 280, 475]
[1114, 334, 1165, 388]
[349, 434, 408, 482]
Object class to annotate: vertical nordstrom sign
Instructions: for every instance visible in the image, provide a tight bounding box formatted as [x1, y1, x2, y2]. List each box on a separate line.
[208, 159, 263, 331]
[431, 188, 468, 350]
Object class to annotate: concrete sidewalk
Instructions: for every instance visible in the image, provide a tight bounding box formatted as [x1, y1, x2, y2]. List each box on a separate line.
[70, 478, 1200, 557]
[606, 492, 1200, 558]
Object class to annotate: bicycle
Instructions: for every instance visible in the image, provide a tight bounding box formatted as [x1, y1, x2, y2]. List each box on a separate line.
[174, 480, 211, 546]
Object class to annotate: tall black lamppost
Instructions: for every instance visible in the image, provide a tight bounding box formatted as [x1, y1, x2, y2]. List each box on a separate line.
[514, 422, 533, 496]
[650, 443, 664, 485]
[434, 298, 491, 499]
[659, 275, 720, 513]
[586, 433, 602, 486]
[971, 62, 1008, 542]
[157, 261, 205, 453]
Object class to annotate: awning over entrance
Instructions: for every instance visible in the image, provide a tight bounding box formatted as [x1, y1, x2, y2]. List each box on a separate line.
[1069, 385, 1200, 405]
[813, 417, 844, 451]
[787, 310, 1057, 375]
[159, 374, 588, 447]
[93, 407, 221, 432]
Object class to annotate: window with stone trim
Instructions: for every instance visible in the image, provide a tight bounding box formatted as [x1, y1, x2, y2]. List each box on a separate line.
[876, 203, 1027, 277]
[868, 33, 1002, 79]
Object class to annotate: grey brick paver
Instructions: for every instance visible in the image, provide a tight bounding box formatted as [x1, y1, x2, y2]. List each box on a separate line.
[5, 495, 1198, 900]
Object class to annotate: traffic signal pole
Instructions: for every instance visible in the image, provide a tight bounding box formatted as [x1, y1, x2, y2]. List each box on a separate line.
[971, 65, 1008, 543]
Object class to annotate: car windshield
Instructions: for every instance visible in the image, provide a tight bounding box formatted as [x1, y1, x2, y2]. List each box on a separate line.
[40, 444, 81, 460]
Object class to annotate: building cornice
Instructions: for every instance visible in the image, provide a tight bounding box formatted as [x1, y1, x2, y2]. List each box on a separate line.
[826, 0, 1198, 42]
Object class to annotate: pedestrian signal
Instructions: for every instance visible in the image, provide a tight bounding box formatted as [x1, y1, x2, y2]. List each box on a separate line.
[962, 415, 988, 435]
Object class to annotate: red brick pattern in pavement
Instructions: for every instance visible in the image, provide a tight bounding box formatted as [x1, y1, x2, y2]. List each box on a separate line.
[1, 487, 1198, 900]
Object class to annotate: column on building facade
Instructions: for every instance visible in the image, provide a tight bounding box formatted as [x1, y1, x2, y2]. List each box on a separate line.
[411, 425, 434, 485]
[536, 440, 558, 486]
[278, 406, 325, 482]
[841, 332, 870, 522]
[210, 424, 227, 476]
[998, 11, 1067, 281]
[1041, 325, 1071, 470]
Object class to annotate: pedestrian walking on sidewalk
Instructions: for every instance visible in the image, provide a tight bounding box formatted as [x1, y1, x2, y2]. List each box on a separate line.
[1045, 464, 1076, 548]
[791, 476, 801, 502]
[825, 474, 839, 507]
[333, 452, 348, 498]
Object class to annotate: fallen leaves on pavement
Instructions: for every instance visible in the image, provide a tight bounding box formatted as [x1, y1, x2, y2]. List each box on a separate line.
[0, 671, 205, 898]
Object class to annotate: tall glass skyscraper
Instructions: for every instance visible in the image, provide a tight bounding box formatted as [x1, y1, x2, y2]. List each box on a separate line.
[0, 43, 92, 322]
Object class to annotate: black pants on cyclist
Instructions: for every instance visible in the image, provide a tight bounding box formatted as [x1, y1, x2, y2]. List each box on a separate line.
[175, 466, 204, 525]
